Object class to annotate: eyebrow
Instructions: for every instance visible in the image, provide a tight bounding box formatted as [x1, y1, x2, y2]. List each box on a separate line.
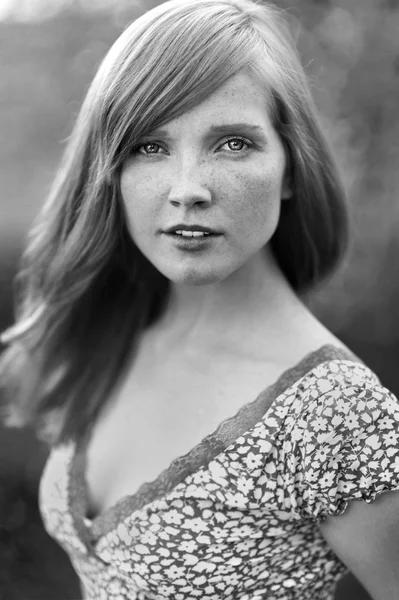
[146, 123, 266, 137]
[207, 123, 265, 134]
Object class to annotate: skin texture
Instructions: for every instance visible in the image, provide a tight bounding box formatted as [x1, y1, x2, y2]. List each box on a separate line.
[120, 70, 292, 290]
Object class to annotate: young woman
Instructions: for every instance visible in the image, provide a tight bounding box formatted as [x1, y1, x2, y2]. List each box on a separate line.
[1, 1, 399, 599]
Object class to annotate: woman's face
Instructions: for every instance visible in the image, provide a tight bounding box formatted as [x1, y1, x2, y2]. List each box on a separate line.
[120, 70, 291, 286]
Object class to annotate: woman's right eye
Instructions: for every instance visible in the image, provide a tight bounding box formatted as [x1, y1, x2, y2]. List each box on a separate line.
[135, 142, 162, 155]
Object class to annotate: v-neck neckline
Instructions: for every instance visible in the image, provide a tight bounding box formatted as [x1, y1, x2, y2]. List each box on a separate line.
[68, 344, 361, 544]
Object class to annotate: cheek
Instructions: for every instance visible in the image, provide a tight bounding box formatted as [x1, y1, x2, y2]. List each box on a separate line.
[119, 168, 158, 234]
[229, 163, 285, 228]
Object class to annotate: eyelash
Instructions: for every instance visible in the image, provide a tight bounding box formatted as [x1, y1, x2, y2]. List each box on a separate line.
[133, 136, 254, 156]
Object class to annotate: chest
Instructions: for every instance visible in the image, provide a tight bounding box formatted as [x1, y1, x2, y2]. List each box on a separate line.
[84, 345, 285, 519]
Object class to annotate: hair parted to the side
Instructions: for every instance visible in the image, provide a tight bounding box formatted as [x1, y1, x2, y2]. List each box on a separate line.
[0, 0, 348, 445]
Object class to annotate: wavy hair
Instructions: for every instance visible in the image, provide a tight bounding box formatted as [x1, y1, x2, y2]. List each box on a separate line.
[0, 0, 348, 445]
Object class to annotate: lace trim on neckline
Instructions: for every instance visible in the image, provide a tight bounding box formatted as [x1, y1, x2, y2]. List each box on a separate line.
[70, 344, 360, 541]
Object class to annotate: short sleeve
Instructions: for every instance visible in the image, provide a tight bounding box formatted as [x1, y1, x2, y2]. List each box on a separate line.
[297, 372, 399, 521]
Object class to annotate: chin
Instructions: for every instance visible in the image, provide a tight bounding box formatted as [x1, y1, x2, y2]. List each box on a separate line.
[167, 271, 224, 287]
[158, 262, 234, 287]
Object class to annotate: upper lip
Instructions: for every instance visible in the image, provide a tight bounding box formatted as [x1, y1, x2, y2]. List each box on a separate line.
[163, 224, 221, 234]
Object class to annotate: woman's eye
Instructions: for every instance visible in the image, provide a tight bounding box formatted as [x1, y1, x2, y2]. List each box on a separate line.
[137, 142, 162, 155]
[220, 137, 251, 152]
[133, 137, 252, 156]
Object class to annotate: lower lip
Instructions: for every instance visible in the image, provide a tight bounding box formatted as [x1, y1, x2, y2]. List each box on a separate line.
[163, 232, 222, 250]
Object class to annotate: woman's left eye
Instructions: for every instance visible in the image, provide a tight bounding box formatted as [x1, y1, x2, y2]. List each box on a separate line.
[219, 137, 252, 152]
[137, 142, 162, 155]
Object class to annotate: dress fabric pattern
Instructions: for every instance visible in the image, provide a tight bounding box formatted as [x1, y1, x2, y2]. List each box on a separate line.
[39, 348, 399, 600]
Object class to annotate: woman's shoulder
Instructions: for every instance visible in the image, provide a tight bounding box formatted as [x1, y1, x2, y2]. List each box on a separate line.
[274, 340, 371, 401]
[275, 350, 399, 521]
[275, 345, 399, 471]
[291, 346, 399, 424]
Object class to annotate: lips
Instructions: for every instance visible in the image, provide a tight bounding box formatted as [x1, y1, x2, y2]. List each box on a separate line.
[163, 224, 221, 234]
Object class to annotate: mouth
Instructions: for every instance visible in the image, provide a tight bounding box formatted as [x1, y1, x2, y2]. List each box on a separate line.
[164, 230, 221, 238]
[162, 231, 222, 251]
[163, 224, 222, 235]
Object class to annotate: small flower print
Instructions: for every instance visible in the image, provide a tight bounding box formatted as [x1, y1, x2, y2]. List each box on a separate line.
[158, 584, 176, 595]
[314, 447, 329, 462]
[191, 471, 209, 484]
[352, 429, 369, 445]
[383, 431, 398, 446]
[359, 475, 373, 489]
[313, 416, 328, 432]
[140, 530, 157, 546]
[225, 491, 248, 508]
[165, 565, 186, 580]
[275, 406, 288, 418]
[181, 518, 208, 533]
[237, 477, 254, 495]
[236, 539, 257, 553]
[243, 451, 264, 470]
[135, 563, 149, 576]
[379, 417, 393, 430]
[335, 396, 350, 412]
[345, 412, 360, 430]
[380, 394, 396, 413]
[305, 471, 318, 483]
[319, 473, 335, 488]
[302, 429, 314, 443]
[338, 480, 357, 494]
[224, 571, 240, 585]
[163, 509, 185, 525]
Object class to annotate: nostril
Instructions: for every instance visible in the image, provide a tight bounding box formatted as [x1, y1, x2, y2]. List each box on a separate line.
[167, 185, 212, 207]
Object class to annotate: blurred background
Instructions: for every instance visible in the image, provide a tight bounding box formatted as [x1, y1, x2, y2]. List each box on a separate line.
[0, 0, 398, 598]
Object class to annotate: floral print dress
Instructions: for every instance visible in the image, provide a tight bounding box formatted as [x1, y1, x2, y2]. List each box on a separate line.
[39, 345, 399, 600]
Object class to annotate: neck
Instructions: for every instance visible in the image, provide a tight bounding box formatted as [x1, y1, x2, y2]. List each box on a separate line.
[151, 249, 307, 349]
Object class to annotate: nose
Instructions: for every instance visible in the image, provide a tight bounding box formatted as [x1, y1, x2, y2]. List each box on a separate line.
[167, 162, 212, 208]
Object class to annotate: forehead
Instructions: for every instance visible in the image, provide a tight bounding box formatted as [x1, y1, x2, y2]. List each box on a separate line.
[152, 71, 274, 133]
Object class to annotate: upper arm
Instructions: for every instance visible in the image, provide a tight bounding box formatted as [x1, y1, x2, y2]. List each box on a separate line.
[320, 490, 399, 600]
[292, 364, 399, 599]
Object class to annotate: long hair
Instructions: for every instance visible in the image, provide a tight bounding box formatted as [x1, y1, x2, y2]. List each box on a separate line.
[0, 0, 348, 445]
